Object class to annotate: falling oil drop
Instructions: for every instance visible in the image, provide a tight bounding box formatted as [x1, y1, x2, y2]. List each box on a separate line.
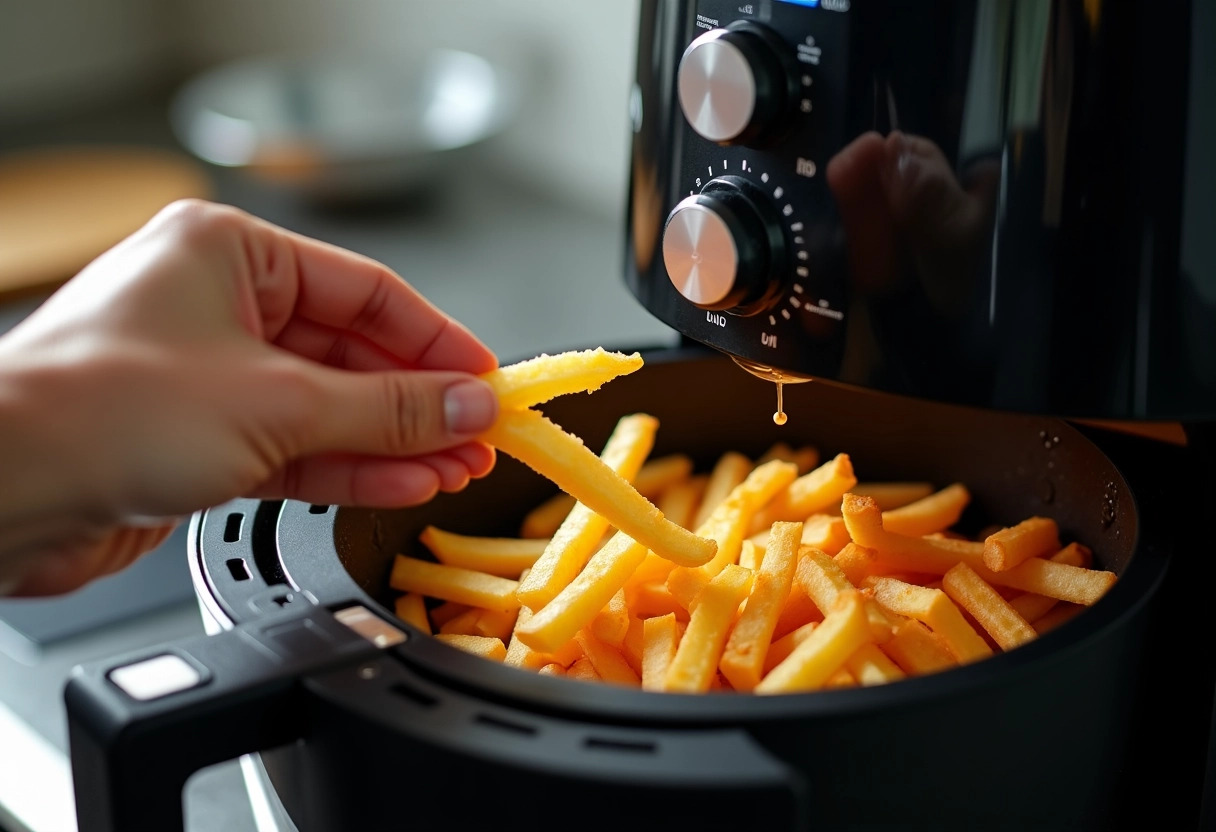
[773, 381, 788, 425]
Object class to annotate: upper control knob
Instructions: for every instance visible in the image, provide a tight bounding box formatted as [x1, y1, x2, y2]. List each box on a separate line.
[662, 176, 787, 313]
[677, 23, 796, 146]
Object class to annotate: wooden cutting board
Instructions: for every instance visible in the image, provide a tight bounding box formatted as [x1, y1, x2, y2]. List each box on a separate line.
[0, 145, 213, 300]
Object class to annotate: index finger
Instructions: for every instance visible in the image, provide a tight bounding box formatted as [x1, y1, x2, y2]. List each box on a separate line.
[251, 216, 497, 374]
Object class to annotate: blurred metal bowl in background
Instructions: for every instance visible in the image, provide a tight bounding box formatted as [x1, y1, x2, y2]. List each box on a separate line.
[170, 48, 520, 203]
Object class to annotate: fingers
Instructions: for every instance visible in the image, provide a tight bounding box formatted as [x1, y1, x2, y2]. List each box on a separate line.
[272, 317, 409, 372]
[236, 213, 497, 373]
[249, 442, 496, 506]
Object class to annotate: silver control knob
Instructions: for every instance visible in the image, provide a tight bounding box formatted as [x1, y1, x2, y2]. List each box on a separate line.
[662, 176, 787, 313]
[677, 24, 795, 146]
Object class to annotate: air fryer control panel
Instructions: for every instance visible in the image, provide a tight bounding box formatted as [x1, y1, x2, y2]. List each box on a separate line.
[640, 0, 853, 378]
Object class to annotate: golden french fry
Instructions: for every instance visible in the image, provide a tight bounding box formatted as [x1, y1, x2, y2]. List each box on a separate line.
[984, 517, 1061, 572]
[538, 663, 566, 677]
[429, 601, 472, 627]
[800, 514, 851, 555]
[880, 619, 959, 675]
[665, 564, 754, 693]
[574, 630, 640, 686]
[438, 608, 484, 636]
[749, 453, 857, 534]
[850, 482, 936, 510]
[483, 409, 717, 569]
[845, 643, 906, 686]
[627, 580, 690, 621]
[642, 613, 681, 691]
[720, 521, 801, 691]
[795, 547, 893, 643]
[635, 454, 696, 499]
[516, 531, 649, 654]
[692, 452, 754, 529]
[590, 588, 631, 647]
[419, 526, 548, 578]
[567, 656, 600, 681]
[483, 347, 643, 411]
[520, 493, 575, 539]
[516, 413, 658, 609]
[655, 472, 706, 530]
[764, 621, 818, 674]
[880, 483, 971, 537]
[756, 590, 873, 694]
[842, 494, 986, 574]
[435, 634, 507, 661]
[394, 593, 430, 633]
[1033, 602, 1086, 634]
[869, 576, 993, 664]
[941, 562, 1037, 651]
[390, 556, 520, 612]
[1007, 543, 1091, 622]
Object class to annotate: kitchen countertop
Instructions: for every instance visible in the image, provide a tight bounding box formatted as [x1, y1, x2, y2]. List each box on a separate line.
[0, 98, 676, 832]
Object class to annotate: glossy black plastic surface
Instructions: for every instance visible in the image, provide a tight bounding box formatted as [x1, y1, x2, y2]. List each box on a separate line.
[626, 0, 1216, 418]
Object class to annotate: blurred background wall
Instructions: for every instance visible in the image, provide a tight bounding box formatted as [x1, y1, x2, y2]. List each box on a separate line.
[0, 0, 640, 220]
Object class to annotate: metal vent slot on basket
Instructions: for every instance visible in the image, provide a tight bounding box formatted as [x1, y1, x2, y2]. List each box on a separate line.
[475, 714, 537, 736]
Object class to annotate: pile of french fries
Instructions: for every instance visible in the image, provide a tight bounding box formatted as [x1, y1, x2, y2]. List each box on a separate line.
[389, 349, 1117, 694]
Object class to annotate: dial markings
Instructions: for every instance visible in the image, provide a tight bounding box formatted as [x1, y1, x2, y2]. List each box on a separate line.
[773, 186, 784, 199]
[791, 222, 803, 232]
[796, 267, 809, 277]
[793, 284, 804, 293]
[781, 309, 791, 320]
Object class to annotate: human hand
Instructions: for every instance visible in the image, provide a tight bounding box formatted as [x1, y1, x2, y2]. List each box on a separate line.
[0, 199, 498, 595]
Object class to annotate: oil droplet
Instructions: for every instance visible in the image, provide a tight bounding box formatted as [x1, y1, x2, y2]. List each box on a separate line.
[773, 381, 788, 425]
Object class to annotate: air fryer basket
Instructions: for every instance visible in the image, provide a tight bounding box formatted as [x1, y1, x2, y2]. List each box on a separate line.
[68, 349, 1196, 832]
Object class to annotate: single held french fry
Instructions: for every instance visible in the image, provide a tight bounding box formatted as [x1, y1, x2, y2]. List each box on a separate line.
[983, 517, 1061, 572]
[394, 593, 431, 633]
[418, 526, 548, 578]
[483, 409, 717, 568]
[756, 589, 873, 694]
[434, 634, 507, 661]
[642, 613, 681, 691]
[664, 565, 754, 693]
[749, 453, 857, 534]
[720, 521, 801, 691]
[390, 556, 520, 613]
[880, 483, 971, 537]
[516, 413, 657, 609]
[482, 347, 644, 411]
[941, 562, 1037, 651]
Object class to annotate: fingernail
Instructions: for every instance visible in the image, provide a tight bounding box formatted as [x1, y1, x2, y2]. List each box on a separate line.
[444, 379, 498, 435]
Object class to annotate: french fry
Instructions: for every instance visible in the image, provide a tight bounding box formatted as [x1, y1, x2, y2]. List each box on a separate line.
[574, 630, 640, 686]
[516, 413, 658, 609]
[590, 588, 631, 647]
[772, 588, 825, 641]
[869, 576, 993, 664]
[941, 562, 1037, 651]
[390, 556, 520, 612]
[975, 556, 1115, 605]
[764, 621, 817, 674]
[642, 613, 681, 691]
[756, 590, 873, 694]
[841, 494, 986, 574]
[737, 539, 762, 571]
[520, 492, 575, 539]
[984, 517, 1061, 572]
[419, 526, 548, 578]
[881, 619, 958, 675]
[1007, 543, 1092, 622]
[756, 442, 821, 474]
[656, 473, 706, 530]
[692, 452, 754, 529]
[666, 460, 799, 608]
[394, 593, 430, 633]
[472, 608, 519, 643]
[567, 656, 600, 681]
[438, 608, 483, 636]
[434, 634, 507, 661]
[880, 483, 970, 537]
[483, 408, 717, 568]
[1033, 602, 1086, 634]
[429, 601, 471, 627]
[538, 663, 566, 676]
[800, 514, 851, 555]
[720, 521, 801, 691]
[482, 347, 643, 411]
[635, 454, 696, 499]
[624, 552, 676, 592]
[845, 643, 906, 686]
[664, 565, 754, 693]
[622, 615, 646, 674]
[850, 482, 936, 510]
[749, 453, 858, 534]
[796, 547, 894, 643]
[628, 580, 690, 621]
[516, 531, 649, 653]
[834, 542, 878, 585]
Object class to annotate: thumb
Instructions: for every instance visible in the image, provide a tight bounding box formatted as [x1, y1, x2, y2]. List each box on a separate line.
[292, 365, 499, 458]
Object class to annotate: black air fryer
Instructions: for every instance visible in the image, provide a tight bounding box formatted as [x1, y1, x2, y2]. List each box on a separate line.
[65, 2, 1216, 831]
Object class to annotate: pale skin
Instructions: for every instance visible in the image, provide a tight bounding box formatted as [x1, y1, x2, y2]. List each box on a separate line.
[0, 199, 500, 596]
